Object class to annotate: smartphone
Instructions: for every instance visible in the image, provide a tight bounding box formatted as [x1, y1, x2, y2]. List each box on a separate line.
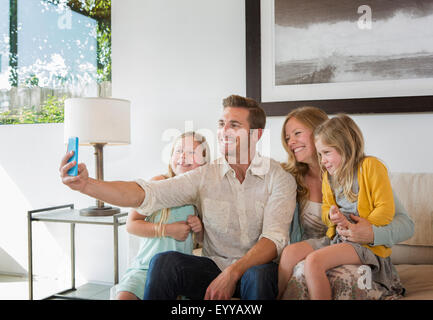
[67, 137, 79, 176]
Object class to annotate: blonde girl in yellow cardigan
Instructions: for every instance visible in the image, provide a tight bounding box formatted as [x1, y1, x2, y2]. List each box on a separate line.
[278, 114, 397, 300]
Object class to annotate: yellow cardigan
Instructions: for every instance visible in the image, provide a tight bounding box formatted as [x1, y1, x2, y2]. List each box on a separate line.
[321, 157, 395, 258]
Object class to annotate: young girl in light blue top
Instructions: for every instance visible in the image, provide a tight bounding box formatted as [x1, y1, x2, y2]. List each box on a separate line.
[112, 131, 210, 300]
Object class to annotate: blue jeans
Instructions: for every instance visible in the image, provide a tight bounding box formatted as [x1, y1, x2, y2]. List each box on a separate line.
[142, 251, 278, 300]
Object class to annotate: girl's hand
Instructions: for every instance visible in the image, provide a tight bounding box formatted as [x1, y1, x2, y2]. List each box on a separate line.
[329, 205, 350, 228]
[165, 221, 191, 241]
[329, 205, 341, 223]
[337, 215, 374, 244]
[187, 215, 203, 233]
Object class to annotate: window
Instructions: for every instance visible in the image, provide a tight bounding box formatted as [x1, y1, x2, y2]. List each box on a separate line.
[0, 0, 111, 124]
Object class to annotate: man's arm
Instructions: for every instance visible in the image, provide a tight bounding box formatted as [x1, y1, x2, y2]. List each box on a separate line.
[372, 193, 414, 247]
[134, 168, 202, 214]
[60, 151, 202, 211]
[337, 191, 414, 247]
[60, 151, 145, 207]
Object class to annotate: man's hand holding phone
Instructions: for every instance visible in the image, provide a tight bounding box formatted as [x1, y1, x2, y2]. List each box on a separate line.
[67, 137, 79, 176]
[60, 137, 89, 192]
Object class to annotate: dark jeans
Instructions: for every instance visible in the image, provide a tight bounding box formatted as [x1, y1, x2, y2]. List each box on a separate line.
[142, 251, 278, 300]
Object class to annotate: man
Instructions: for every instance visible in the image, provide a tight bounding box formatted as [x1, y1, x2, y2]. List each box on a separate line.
[60, 94, 297, 299]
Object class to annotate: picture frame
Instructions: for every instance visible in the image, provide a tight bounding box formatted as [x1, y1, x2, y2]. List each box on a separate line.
[246, 0, 433, 116]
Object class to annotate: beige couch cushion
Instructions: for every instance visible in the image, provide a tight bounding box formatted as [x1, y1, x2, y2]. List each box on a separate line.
[391, 244, 433, 265]
[390, 173, 433, 246]
[396, 264, 433, 300]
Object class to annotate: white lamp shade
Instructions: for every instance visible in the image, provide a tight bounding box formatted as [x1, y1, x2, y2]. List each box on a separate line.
[64, 97, 131, 145]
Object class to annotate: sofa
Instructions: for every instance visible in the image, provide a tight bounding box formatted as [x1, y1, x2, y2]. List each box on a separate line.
[282, 172, 433, 300]
[128, 173, 433, 299]
[387, 173, 433, 299]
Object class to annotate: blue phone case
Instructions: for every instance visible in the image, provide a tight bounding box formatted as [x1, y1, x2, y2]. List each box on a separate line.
[67, 137, 79, 176]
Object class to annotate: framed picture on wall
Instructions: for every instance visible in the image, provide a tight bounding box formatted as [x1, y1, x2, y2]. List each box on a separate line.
[246, 0, 433, 115]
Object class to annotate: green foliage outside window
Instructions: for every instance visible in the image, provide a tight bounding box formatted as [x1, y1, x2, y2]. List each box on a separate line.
[0, 0, 111, 125]
[70, 0, 112, 82]
[0, 95, 66, 125]
[97, 23, 111, 83]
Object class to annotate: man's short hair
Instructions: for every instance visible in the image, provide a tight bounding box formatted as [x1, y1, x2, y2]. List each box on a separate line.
[222, 94, 266, 129]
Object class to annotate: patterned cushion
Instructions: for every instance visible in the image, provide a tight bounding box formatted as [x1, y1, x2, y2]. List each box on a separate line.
[281, 260, 405, 300]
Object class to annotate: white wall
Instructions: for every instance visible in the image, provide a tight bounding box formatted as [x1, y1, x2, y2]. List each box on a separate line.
[111, 0, 246, 179]
[1, 0, 432, 287]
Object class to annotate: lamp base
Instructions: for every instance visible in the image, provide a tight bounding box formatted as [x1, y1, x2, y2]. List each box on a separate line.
[79, 206, 120, 217]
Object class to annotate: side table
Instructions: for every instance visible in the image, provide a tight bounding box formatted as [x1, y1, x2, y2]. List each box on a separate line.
[27, 204, 128, 300]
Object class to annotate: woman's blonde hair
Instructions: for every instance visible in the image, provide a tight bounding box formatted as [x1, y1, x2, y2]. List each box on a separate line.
[147, 131, 210, 228]
[281, 106, 329, 209]
[314, 114, 365, 202]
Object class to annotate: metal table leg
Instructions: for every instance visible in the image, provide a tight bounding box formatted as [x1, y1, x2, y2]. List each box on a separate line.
[113, 216, 119, 284]
[71, 223, 76, 290]
[27, 211, 33, 300]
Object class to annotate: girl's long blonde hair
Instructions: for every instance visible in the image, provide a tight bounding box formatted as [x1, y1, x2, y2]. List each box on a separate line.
[314, 114, 365, 202]
[281, 106, 329, 209]
[147, 131, 210, 227]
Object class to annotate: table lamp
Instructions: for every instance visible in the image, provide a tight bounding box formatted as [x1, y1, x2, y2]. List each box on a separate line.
[64, 97, 131, 216]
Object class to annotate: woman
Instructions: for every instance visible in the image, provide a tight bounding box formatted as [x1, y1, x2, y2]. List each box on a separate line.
[280, 106, 414, 300]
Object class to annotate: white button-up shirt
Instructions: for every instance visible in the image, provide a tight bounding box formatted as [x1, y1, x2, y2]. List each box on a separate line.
[135, 154, 297, 271]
